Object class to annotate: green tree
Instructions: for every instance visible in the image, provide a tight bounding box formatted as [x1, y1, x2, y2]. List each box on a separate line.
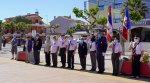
[9, 22, 16, 34]
[67, 26, 75, 35]
[96, 17, 107, 29]
[25, 23, 31, 29]
[121, 0, 148, 21]
[3, 22, 11, 33]
[13, 16, 32, 24]
[129, 10, 143, 22]
[25, 23, 31, 32]
[76, 23, 82, 30]
[73, 7, 99, 30]
[76, 23, 82, 28]
[17, 22, 25, 31]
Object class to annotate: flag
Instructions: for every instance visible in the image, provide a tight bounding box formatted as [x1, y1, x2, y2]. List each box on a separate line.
[122, 6, 131, 40]
[106, 6, 113, 41]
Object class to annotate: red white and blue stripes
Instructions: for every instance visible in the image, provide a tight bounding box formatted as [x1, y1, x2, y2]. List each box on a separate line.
[122, 6, 131, 40]
[106, 6, 113, 41]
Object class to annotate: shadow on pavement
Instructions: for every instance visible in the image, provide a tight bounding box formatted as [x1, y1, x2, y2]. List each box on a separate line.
[15, 60, 150, 82]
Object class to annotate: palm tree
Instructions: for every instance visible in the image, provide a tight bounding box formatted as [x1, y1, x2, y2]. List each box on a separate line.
[9, 22, 15, 34]
[25, 23, 31, 33]
[3, 22, 11, 33]
[17, 22, 25, 31]
[121, 0, 148, 20]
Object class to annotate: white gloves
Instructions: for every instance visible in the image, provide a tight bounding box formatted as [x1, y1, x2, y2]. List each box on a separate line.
[140, 57, 143, 62]
[102, 53, 106, 56]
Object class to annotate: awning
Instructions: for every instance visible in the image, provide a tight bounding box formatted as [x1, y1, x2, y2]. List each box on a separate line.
[73, 31, 88, 35]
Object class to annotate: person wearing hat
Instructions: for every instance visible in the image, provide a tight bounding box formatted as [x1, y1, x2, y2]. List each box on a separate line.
[67, 35, 77, 69]
[89, 35, 97, 71]
[33, 34, 42, 65]
[109, 37, 122, 76]
[44, 35, 51, 66]
[11, 35, 18, 60]
[78, 37, 88, 70]
[25, 34, 33, 63]
[59, 34, 68, 68]
[129, 36, 143, 78]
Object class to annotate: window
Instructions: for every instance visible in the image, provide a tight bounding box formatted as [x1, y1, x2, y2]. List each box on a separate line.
[98, 5, 104, 10]
[89, 0, 97, 4]
[114, 0, 123, 9]
[35, 19, 39, 23]
[98, 0, 106, 10]
[114, 13, 121, 23]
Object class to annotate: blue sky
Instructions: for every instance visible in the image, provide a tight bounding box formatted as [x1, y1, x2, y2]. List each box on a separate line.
[0, 0, 85, 23]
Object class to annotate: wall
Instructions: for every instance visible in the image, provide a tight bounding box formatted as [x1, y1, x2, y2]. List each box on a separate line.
[50, 17, 75, 34]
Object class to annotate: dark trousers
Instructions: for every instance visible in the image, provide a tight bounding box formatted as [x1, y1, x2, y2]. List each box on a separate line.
[45, 51, 51, 66]
[132, 55, 141, 77]
[111, 53, 120, 75]
[79, 54, 86, 69]
[3, 40, 6, 47]
[59, 48, 66, 67]
[34, 50, 40, 64]
[90, 51, 96, 70]
[51, 53, 57, 67]
[67, 50, 74, 68]
[97, 52, 105, 72]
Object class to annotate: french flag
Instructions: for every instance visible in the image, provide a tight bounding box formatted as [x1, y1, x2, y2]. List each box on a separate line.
[106, 6, 113, 41]
[122, 6, 131, 41]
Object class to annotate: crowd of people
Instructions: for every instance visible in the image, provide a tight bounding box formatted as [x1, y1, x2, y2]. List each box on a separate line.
[9, 32, 143, 78]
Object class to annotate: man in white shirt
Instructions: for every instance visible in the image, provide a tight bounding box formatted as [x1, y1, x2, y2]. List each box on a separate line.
[51, 36, 59, 67]
[109, 37, 122, 76]
[59, 34, 68, 68]
[129, 36, 143, 78]
[89, 35, 97, 71]
[67, 35, 77, 69]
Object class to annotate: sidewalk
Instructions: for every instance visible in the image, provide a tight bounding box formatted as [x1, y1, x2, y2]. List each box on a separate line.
[0, 57, 150, 83]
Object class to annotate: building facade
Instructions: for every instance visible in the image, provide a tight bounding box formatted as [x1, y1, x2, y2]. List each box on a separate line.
[49, 16, 87, 34]
[88, 0, 150, 42]
[5, 11, 45, 34]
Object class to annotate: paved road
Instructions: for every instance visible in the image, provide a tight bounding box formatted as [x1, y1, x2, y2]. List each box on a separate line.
[0, 44, 150, 83]
[0, 57, 150, 83]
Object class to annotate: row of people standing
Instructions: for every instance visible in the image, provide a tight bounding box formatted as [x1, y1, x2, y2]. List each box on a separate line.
[10, 33, 108, 73]
[44, 35, 77, 69]
[10, 33, 143, 78]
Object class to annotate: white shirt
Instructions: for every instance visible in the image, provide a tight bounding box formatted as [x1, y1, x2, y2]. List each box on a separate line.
[90, 41, 96, 51]
[44, 39, 51, 52]
[68, 39, 77, 51]
[111, 42, 122, 53]
[51, 40, 59, 53]
[59, 38, 68, 48]
[25, 39, 28, 47]
[130, 42, 143, 55]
